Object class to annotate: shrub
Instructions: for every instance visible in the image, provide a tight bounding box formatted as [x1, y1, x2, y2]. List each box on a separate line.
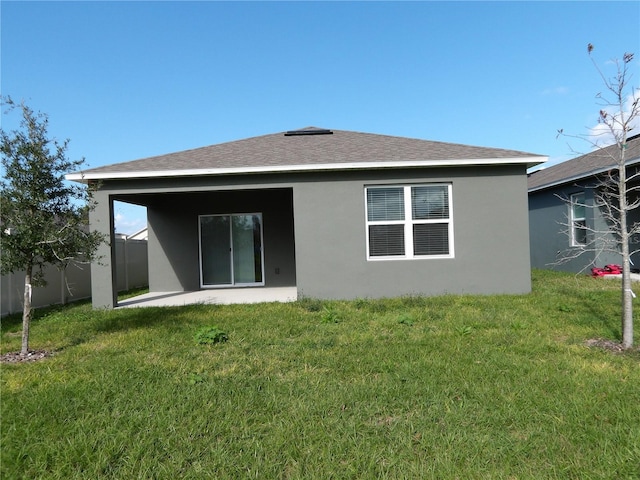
[187, 372, 206, 385]
[321, 306, 340, 324]
[194, 326, 228, 345]
[398, 314, 414, 326]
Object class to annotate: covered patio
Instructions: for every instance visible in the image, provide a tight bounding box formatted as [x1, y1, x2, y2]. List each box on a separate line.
[117, 287, 298, 308]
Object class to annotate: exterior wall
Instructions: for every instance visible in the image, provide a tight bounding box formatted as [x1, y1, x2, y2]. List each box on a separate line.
[90, 165, 532, 306]
[293, 166, 531, 299]
[529, 185, 596, 272]
[528, 184, 636, 273]
[147, 205, 198, 291]
[628, 201, 640, 267]
[90, 190, 117, 308]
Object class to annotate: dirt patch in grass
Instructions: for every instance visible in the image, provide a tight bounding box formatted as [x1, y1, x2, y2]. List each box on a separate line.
[1, 350, 54, 364]
[585, 338, 638, 354]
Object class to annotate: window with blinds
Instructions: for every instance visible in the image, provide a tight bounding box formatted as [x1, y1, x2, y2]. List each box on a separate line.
[570, 192, 587, 246]
[365, 184, 453, 260]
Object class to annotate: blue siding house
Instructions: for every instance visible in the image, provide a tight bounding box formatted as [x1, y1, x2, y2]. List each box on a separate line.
[528, 134, 640, 273]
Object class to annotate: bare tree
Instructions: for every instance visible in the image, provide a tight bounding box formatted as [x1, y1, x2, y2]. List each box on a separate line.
[556, 45, 639, 349]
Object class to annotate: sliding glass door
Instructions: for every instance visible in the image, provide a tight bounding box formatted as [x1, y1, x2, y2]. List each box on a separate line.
[199, 214, 264, 287]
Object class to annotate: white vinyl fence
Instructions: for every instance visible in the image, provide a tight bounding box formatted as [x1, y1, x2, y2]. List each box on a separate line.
[1, 238, 148, 316]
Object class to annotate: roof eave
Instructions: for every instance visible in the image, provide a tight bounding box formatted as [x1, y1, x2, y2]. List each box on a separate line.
[66, 156, 546, 183]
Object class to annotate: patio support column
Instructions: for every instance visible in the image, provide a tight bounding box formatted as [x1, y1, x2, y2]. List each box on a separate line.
[90, 191, 118, 309]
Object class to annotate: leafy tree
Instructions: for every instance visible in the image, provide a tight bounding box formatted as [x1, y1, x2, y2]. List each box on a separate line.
[557, 45, 639, 349]
[0, 98, 105, 356]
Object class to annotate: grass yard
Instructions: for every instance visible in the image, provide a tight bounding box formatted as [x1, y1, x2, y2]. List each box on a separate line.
[1, 270, 639, 479]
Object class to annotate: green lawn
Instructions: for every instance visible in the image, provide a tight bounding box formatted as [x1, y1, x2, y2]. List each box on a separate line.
[2, 270, 639, 479]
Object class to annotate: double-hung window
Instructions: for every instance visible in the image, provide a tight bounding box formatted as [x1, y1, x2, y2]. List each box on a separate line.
[570, 192, 587, 246]
[365, 184, 454, 260]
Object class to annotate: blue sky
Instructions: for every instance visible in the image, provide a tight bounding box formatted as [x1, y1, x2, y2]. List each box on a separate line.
[2, 1, 639, 234]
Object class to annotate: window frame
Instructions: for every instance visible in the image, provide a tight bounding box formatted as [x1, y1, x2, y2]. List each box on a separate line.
[365, 183, 454, 261]
[569, 192, 587, 247]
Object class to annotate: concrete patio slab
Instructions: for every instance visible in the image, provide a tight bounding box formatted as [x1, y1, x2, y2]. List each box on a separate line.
[117, 287, 298, 308]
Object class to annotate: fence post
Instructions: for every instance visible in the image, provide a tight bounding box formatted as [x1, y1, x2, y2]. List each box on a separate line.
[124, 237, 130, 292]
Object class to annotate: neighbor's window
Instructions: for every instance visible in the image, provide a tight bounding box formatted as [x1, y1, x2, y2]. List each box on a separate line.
[365, 184, 454, 259]
[570, 192, 587, 246]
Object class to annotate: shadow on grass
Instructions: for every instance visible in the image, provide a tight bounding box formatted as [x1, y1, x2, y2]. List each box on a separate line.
[45, 304, 219, 357]
[1, 299, 217, 356]
[0, 301, 86, 333]
[0, 287, 150, 334]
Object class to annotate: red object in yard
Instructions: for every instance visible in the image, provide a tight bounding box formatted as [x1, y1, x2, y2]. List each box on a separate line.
[591, 264, 623, 277]
[604, 264, 622, 274]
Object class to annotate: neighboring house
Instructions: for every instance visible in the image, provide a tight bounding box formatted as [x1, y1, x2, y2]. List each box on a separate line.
[528, 134, 640, 273]
[128, 227, 148, 241]
[67, 127, 545, 309]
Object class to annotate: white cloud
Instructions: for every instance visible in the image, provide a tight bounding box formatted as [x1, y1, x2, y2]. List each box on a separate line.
[541, 86, 569, 96]
[586, 91, 640, 148]
[114, 202, 147, 235]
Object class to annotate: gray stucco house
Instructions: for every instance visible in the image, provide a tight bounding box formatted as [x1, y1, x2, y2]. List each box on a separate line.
[528, 133, 640, 273]
[68, 127, 545, 309]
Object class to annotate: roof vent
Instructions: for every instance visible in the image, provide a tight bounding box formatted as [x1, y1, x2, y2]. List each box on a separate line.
[284, 128, 333, 136]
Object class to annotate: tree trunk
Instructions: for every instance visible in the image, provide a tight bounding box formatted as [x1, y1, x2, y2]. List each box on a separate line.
[619, 165, 634, 349]
[21, 266, 33, 356]
[621, 245, 634, 349]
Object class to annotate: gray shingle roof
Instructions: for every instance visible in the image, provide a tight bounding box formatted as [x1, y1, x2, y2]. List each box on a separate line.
[528, 134, 640, 192]
[69, 127, 545, 181]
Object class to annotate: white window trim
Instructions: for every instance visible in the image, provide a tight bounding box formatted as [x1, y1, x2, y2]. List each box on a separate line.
[569, 193, 587, 247]
[569, 192, 587, 247]
[365, 184, 455, 261]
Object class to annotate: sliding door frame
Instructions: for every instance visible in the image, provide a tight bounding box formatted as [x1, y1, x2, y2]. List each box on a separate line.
[198, 212, 265, 288]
